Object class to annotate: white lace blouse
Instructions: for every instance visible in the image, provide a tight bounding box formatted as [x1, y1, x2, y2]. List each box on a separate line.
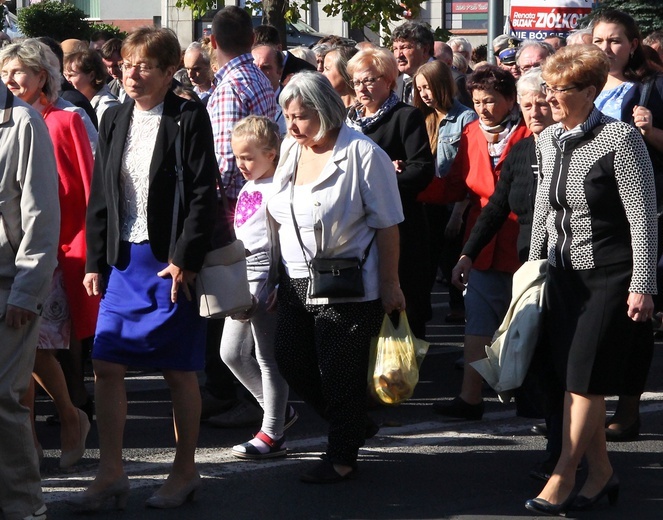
[119, 103, 163, 242]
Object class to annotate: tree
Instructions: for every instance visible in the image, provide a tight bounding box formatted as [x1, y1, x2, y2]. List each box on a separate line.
[580, 0, 663, 36]
[174, 0, 432, 45]
[18, 0, 91, 41]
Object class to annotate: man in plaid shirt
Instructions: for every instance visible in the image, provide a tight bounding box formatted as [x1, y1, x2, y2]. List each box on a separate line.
[208, 5, 276, 204]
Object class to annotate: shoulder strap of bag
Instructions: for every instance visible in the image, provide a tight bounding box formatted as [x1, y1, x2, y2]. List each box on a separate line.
[170, 101, 237, 258]
[630, 78, 655, 126]
[288, 146, 376, 266]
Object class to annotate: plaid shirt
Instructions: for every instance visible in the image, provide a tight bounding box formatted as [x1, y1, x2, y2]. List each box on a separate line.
[207, 54, 276, 199]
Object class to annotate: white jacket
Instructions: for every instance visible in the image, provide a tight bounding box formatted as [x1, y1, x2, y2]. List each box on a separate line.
[471, 259, 547, 403]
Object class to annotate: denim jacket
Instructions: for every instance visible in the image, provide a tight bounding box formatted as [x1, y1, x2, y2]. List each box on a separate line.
[437, 99, 477, 178]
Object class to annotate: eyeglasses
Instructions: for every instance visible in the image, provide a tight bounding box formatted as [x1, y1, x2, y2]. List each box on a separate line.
[352, 76, 383, 89]
[541, 83, 579, 95]
[121, 62, 156, 75]
[520, 63, 542, 73]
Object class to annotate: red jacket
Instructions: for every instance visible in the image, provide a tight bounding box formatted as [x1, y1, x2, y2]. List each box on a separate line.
[438, 119, 531, 273]
[44, 105, 99, 340]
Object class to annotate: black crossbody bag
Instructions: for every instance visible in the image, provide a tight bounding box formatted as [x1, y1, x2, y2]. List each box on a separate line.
[289, 156, 374, 299]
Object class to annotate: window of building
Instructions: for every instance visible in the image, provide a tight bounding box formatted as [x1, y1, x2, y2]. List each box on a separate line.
[67, 0, 101, 19]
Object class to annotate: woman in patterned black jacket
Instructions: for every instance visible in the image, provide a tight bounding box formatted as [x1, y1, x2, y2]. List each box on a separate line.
[525, 45, 657, 516]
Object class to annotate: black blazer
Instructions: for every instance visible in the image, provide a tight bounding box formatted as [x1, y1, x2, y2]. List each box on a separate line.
[85, 89, 219, 274]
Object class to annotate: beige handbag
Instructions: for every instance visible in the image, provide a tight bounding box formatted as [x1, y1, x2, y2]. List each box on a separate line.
[172, 118, 252, 319]
[195, 239, 253, 319]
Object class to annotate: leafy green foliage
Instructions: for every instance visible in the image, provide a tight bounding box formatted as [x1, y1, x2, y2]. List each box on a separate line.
[90, 22, 127, 41]
[580, 0, 663, 36]
[175, 0, 432, 45]
[17, 0, 91, 41]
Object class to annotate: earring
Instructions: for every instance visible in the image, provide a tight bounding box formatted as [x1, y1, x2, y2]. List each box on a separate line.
[630, 51, 634, 58]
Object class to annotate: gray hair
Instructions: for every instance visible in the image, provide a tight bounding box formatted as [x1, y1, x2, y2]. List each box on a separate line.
[515, 40, 555, 64]
[312, 43, 331, 58]
[448, 37, 472, 58]
[289, 46, 317, 67]
[0, 38, 61, 103]
[185, 41, 211, 65]
[566, 27, 593, 46]
[517, 68, 544, 100]
[279, 71, 346, 142]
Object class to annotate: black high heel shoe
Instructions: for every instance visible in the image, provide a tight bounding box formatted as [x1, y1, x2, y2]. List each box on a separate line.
[525, 493, 576, 517]
[605, 417, 640, 442]
[571, 473, 619, 510]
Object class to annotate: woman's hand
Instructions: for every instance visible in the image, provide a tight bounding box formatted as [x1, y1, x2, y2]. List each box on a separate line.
[633, 105, 653, 136]
[392, 160, 406, 173]
[381, 281, 406, 315]
[83, 273, 103, 296]
[627, 292, 654, 322]
[445, 213, 463, 238]
[157, 263, 196, 303]
[451, 255, 472, 291]
[5, 305, 36, 329]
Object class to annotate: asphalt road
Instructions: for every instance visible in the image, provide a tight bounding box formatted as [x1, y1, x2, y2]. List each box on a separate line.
[32, 282, 663, 520]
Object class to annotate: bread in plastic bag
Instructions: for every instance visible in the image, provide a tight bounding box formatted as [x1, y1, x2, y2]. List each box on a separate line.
[368, 311, 429, 405]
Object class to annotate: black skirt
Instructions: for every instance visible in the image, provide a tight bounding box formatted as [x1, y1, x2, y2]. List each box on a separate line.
[543, 262, 653, 395]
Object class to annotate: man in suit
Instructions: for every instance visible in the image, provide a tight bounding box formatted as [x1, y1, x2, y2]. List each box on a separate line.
[392, 21, 434, 104]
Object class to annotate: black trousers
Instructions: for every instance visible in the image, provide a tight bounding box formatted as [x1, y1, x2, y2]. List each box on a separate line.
[274, 275, 383, 466]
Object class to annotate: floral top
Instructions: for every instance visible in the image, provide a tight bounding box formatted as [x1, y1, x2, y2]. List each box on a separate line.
[119, 103, 163, 242]
[594, 82, 635, 120]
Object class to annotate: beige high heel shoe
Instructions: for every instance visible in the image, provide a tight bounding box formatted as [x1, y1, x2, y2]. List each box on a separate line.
[65, 474, 130, 512]
[60, 408, 91, 469]
[145, 473, 201, 509]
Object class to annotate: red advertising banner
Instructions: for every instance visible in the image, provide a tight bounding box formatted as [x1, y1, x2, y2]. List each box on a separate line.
[510, 0, 592, 40]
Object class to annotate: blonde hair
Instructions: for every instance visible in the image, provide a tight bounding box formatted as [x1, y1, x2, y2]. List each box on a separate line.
[347, 47, 399, 90]
[232, 115, 281, 163]
[541, 44, 609, 97]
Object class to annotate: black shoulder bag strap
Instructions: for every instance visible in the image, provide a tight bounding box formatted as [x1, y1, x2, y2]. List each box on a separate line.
[631, 78, 655, 126]
[169, 101, 237, 259]
[288, 146, 376, 266]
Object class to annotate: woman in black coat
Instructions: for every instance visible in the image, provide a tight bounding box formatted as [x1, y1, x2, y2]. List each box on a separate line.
[69, 27, 219, 512]
[346, 47, 435, 339]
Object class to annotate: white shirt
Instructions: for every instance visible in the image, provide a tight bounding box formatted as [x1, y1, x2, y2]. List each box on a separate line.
[119, 103, 162, 242]
[267, 124, 404, 304]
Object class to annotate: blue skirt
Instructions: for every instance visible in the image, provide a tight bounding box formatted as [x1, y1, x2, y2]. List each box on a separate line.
[92, 241, 206, 371]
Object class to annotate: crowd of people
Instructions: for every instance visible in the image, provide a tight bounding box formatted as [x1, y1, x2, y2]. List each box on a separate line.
[0, 5, 661, 519]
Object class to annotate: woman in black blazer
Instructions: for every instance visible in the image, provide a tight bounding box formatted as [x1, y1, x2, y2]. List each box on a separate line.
[346, 47, 435, 339]
[68, 27, 219, 512]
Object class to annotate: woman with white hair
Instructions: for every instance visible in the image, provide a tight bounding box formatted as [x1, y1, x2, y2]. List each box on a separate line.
[266, 71, 405, 483]
[0, 38, 96, 469]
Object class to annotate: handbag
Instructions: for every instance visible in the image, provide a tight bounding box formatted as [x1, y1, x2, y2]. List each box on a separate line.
[368, 311, 429, 405]
[170, 114, 253, 319]
[289, 152, 374, 299]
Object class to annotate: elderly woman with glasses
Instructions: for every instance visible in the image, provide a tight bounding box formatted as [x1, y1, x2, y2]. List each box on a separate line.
[67, 27, 220, 512]
[525, 45, 656, 516]
[432, 65, 530, 420]
[346, 47, 435, 340]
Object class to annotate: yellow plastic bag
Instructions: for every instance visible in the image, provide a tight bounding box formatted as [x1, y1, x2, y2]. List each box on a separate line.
[368, 312, 430, 405]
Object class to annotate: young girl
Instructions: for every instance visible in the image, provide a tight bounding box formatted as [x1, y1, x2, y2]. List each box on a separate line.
[221, 115, 297, 459]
